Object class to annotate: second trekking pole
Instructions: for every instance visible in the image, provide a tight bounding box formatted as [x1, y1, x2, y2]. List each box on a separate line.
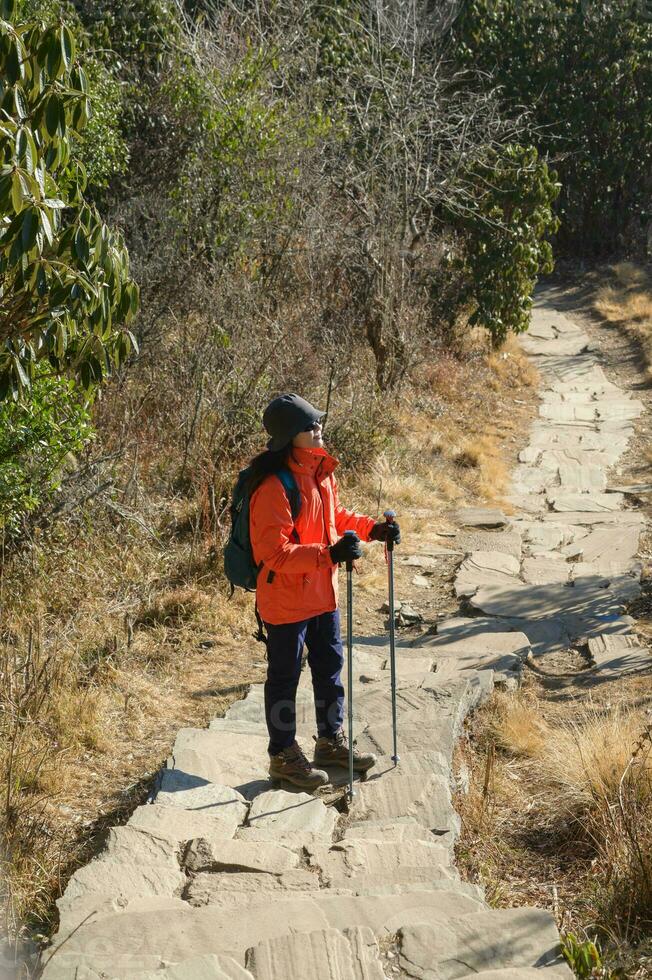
[344, 530, 357, 800]
[384, 510, 400, 766]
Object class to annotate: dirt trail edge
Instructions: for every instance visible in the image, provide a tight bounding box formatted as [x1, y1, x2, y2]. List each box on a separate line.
[33, 301, 605, 980]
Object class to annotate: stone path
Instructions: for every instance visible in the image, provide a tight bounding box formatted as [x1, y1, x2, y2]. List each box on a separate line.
[451, 301, 649, 679]
[39, 298, 650, 979]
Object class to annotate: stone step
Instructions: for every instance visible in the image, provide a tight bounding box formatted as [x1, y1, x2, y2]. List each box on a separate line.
[128, 802, 246, 843]
[186, 870, 320, 905]
[100, 825, 182, 868]
[342, 817, 436, 843]
[41, 947, 253, 980]
[355, 675, 487, 763]
[397, 908, 573, 977]
[236, 789, 337, 848]
[454, 552, 522, 597]
[154, 771, 250, 825]
[42, 887, 486, 977]
[166, 729, 271, 801]
[55, 861, 186, 934]
[244, 926, 384, 979]
[186, 868, 481, 906]
[133, 953, 253, 979]
[306, 838, 453, 884]
[182, 838, 300, 875]
[352, 769, 459, 847]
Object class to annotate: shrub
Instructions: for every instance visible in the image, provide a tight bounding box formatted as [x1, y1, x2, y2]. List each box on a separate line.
[0, 0, 139, 396]
[453, 0, 652, 254]
[448, 144, 560, 345]
[0, 367, 94, 536]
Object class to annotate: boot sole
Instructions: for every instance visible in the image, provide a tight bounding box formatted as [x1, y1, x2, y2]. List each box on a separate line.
[313, 757, 377, 773]
[269, 772, 329, 791]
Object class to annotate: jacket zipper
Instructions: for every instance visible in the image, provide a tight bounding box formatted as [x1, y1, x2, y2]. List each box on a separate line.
[314, 463, 336, 606]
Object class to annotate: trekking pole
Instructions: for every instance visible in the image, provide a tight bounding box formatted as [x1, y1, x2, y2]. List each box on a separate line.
[384, 510, 400, 766]
[344, 530, 357, 800]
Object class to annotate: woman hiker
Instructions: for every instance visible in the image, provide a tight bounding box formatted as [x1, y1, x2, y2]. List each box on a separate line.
[248, 393, 401, 791]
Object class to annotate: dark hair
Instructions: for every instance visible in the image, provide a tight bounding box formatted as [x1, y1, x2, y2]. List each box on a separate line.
[246, 445, 294, 496]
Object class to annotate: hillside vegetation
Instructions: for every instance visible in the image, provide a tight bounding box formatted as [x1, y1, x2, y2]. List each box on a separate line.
[1, 0, 651, 960]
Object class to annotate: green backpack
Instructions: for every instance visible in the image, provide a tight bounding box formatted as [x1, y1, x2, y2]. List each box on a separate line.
[224, 466, 301, 593]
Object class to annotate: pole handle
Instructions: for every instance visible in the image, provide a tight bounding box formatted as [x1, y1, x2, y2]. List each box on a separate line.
[383, 509, 397, 553]
[344, 529, 357, 571]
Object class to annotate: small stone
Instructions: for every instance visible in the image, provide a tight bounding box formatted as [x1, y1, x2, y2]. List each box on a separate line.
[396, 605, 423, 626]
[381, 600, 402, 614]
[412, 575, 431, 588]
[402, 555, 438, 568]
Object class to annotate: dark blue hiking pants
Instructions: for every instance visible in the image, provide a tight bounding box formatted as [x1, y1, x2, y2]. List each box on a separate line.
[264, 610, 344, 756]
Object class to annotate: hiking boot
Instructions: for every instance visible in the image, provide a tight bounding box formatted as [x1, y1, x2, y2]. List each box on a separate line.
[269, 741, 329, 790]
[313, 729, 377, 773]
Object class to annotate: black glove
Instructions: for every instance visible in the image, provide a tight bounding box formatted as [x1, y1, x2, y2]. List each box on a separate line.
[329, 533, 362, 564]
[369, 520, 401, 545]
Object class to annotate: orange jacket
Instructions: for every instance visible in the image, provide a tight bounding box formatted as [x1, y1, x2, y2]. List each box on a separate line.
[250, 446, 376, 625]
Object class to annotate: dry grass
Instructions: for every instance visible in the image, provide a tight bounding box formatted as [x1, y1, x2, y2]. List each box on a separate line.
[457, 684, 652, 974]
[491, 691, 549, 758]
[594, 262, 652, 378]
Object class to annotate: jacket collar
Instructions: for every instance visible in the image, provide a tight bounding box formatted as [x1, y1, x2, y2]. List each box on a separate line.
[287, 446, 339, 480]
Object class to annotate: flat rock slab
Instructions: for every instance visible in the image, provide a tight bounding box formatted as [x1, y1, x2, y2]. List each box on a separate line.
[245, 926, 386, 980]
[209, 719, 269, 736]
[521, 524, 569, 552]
[470, 580, 625, 622]
[57, 860, 185, 922]
[370, 751, 449, 778]
[421, 629, 530, 658]
[45, 952, 254, 980]
[398, 908, 568, 978]
[569, 525, 641, 569]
[539, 401, 642, 422]
[186, 870, 320, 905]
[156, 771, 252, 820]
[131, 954, 254, 980]
[182, 838, 299, 875]
[456, 530, 522, 558]
[431, 617, 520, 638]
[455, 552, 521, 597]
[429, 616, 569, 658]
[588, 633, 642, 660]
[456, 508, 507, 528]
[581, 633, 651, 680]
[454, 971, 573, 979]
[46, 890, 486, 976]
[353, 679, 487, 763]
[555, 461, 606, 492]
[521, 557, 570, 585]
[167, 729, 270, 799]
[307, 839, 452, 886]
[354, 770, 459, 844]
[548, 492, 625, 513]
[100, 826, 181, 869]
[416, 629, 527, 684]
[128, 803, 246, 843]
[511, 466, 548, 493]
[540, 510, 644, 526]
[238, 790, 337, 846]
[343, 818, 435, 843]
[384, 655, 435, 676]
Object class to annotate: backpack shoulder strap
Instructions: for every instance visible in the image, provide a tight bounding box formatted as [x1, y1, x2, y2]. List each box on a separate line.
[276, 468, 301, 542]
[276, 468, 301, 520]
